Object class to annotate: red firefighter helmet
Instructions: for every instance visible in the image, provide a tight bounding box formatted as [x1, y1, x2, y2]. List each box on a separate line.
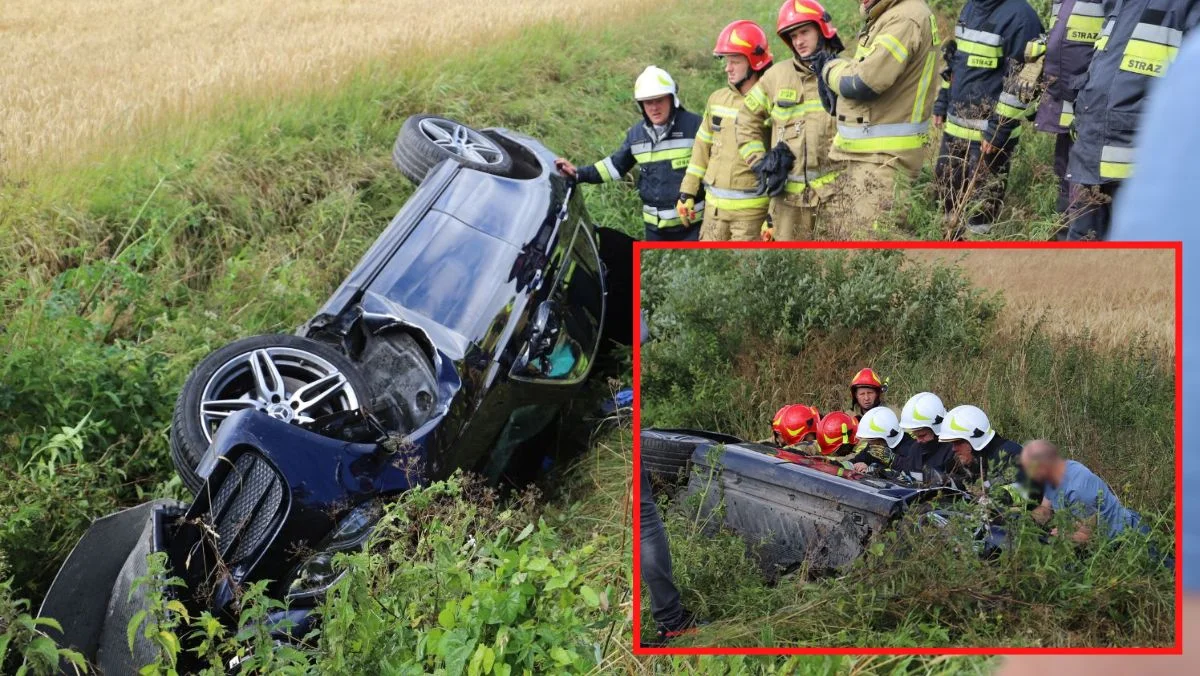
[849, 368, 885, 393]
[772, 404, 822, 445]
[817, 411, 858, 455]
[777, 0, 846, 54]
[714, 20, 774, 72]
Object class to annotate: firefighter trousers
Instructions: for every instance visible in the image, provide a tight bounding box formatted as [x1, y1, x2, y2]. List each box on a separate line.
[700, 203, 767, 242]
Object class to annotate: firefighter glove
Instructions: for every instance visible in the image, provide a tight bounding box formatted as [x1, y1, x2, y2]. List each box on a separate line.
[752, 142, 795, 197]
[676, 193, 698, 225]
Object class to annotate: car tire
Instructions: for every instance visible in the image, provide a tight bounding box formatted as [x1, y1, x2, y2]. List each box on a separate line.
[392, 114, 515, 184]
[640, 429, 716, 485]
[170, 334, 373, 494]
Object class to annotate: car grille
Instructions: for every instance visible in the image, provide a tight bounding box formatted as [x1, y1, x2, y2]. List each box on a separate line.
[208, 452, 285, 567]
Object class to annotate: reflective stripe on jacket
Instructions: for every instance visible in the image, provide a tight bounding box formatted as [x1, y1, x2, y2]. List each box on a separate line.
[1067, 0, 1200, 184]
[1030, 0, 1105, 134]
[820, 0, 941, 176]
[737, 58, 842, 202]
[575, 107, 703, 230]
[935, 0, 1044, 146]
[680, 86, 763, 211]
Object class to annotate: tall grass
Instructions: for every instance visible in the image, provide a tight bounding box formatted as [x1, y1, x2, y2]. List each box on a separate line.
[1, 0, 671, 175]
[639, 249, 1175, 647]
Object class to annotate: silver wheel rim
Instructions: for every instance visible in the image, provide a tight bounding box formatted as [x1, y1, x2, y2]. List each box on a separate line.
[417, 118, 504, 165]
[197, 346, 360, 443]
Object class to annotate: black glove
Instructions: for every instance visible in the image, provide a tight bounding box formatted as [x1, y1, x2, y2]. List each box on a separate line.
[807, 52, 839, 115]
[751, 142, 795, 197]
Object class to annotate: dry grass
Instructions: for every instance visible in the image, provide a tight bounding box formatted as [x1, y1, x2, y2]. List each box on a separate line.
[907, 249, 1175, 353]
[1, 0, 662, 175]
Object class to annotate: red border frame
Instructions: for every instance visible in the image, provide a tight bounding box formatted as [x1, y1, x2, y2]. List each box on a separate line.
[629, 240, 1183, 656]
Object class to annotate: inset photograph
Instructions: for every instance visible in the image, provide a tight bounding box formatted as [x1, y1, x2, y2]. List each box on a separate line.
[635, 246, 1178, 649]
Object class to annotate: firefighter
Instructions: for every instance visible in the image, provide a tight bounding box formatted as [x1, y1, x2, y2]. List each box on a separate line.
[771, 403, 823, 454]
[897, 391, 954, 472]
[932, 0, 1043, 236]
[848, 367, 887, 419]
[736, 0, 845, 241]
[816, 410, 859, 456]
[1004, 0, 1106, 226]
[1063, 0, 1199, 240]
[809, 0, 941, 235]
[849, 406, 919, 472]
[680, 21, 774, 241]
[937, 404, 1034, 498]
[555, 66, 704, 241]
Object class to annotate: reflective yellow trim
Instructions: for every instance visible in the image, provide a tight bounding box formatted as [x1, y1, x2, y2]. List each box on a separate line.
[783, 172, 839, 193]
[930, 15, 942, 47]
[1120, 39, 1177, 76]
[967, 54, 1000, 69]
[876, 34, 910, 63]
[996, 102, 1026, 118]
[634, 148, 692, 164]
[771, 101, 824, 121]
[696, 129, 714, 143]
[705, 194, 771, 210]
[1065, 15, 1103, 43]
[643, 212, 684, 228]
[1059, 111, 1075, 126]
[739, 141, 766, 159]
[833, 132, 928, 152]
[943, 121, 982, 141]
[1099, 161, 1133, 178]
[1095, 35, 1109, 50]
[913, 52, 936, 123]
[745, 87, 770, 112]
[711, 104, 741, 118]
[685, 164, 706, 178]
[594, 161, 614, 182]
[957, 40, 1004, 57]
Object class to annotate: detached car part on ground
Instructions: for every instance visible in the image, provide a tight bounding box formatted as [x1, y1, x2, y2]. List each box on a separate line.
[38, 115, 634, 673]
[641, 429, 1008, 578]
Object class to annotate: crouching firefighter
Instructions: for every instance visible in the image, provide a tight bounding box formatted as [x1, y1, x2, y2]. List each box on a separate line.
[771, 403, 823, 455]
[849, 406, 920, 473]
[680, 21, 775, 241]
[932, 0, 1043, 236]
[737, 0, 846, 241]
[810, 0, 941, 236]
[555, 66, 704, 241]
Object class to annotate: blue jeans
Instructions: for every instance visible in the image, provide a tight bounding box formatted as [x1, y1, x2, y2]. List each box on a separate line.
[640, 465, 684, 628]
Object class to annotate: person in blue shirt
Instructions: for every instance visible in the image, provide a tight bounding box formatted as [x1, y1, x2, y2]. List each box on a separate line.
[1020, 439, 1141, 543]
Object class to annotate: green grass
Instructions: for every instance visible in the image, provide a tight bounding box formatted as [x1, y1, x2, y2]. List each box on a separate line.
[639, 249, 1175, 648]
[0, 0, 1082, 671]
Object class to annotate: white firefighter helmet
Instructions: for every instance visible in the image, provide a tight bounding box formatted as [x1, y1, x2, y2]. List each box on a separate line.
[900, 392, 947, 435]
[857, 406, 903, 449]
[634, 65, 680, 108]
[938, 405, 996, 451]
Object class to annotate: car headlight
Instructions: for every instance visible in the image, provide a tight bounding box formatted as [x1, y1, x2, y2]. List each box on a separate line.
[287, 501, 382, 600]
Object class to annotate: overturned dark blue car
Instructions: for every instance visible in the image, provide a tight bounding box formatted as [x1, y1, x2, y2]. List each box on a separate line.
[39, 115, 634, 672]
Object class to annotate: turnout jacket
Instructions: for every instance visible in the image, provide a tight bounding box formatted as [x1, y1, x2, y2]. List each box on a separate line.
[821, 0, 941, 175]
[681, 86, 767, 213]
[736, 58, 842, 202]
[1066, 0, 1200, 184]
[1025, 0, 1107, 134]
[934, 0, 1044, 146]
[576, 107, 705, 233]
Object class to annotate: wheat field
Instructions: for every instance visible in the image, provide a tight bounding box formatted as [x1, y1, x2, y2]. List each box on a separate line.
[0, 0, 662, 174]
[908, 249, 1176, 353]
